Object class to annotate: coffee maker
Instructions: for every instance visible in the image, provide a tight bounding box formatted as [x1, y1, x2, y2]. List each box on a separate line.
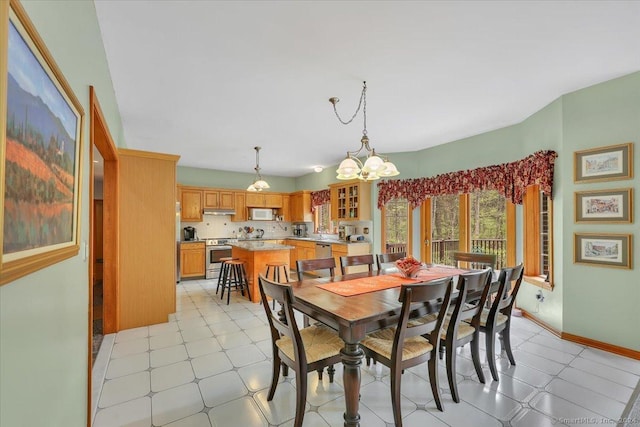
[183, 226, 197, 241]
[292, 223, 308, 237]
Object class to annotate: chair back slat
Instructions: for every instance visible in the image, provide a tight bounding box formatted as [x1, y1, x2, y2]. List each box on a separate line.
[340, 254, 375, 275]
[376, 252, 406, 270]
[295, 258, 336, 281]
[453, 251, 496, 270]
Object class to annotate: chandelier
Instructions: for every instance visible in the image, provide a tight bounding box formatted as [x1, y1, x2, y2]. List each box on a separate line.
[246, 146, 270, 192]
[330, 81, 399, 181]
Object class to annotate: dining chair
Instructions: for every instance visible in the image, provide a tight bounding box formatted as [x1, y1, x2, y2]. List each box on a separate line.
[339, 254, 375, 275]
[258, 275, 344, 427]
[452, 251, 496, 270]
[375, 251, 406, 271]
[477, 263, 524, 381]
[360, 277, 454, 424]
[295, 257, 336, 339]
[295, 257, 336, 281]
[439, 268, 493, 403]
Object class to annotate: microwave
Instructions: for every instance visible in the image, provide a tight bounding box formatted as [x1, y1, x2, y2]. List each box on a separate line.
[249, 208, 274, 221]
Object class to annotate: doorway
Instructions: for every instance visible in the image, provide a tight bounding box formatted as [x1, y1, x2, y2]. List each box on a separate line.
[88, 86, 119, 426]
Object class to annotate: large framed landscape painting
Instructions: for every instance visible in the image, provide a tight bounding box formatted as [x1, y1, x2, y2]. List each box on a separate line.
[1, 0, 84, 285]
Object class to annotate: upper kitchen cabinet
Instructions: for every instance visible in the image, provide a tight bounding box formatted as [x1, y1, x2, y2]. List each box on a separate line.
[118, 149, 179, 329]
[289, 191, 312, 222]
[280, 194, 291, 222]
[203, 189, 235, 210]
[329, 181, 371, 221]
[179, 186, 203, 222]
[245, 192, 283, 208]
[232, 192, 247, 222]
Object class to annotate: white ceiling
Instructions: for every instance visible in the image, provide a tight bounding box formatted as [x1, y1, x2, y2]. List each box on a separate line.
[94, 1, 640, 178]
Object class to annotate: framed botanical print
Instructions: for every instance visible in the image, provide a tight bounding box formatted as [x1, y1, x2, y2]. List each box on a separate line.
[1, 0, 84, 285]
[574, 188, 632, 223]
[574, 142, 633, 183]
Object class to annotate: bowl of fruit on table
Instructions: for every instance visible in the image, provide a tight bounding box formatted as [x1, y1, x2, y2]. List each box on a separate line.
[395, 256, 427, 278]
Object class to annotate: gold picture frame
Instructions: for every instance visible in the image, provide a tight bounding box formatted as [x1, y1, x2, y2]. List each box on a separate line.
[574, 233, 632, 269]
[574, 142, 633, 183]
[1, 0, 85, 285]
[574, 188, 633, 224]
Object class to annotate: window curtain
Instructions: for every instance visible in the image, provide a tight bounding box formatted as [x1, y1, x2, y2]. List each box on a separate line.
[377, 150, 557, 209]
[310, 189, 331, 212]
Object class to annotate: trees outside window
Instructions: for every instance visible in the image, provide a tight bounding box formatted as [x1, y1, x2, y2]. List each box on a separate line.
[382, 198, 410, 254]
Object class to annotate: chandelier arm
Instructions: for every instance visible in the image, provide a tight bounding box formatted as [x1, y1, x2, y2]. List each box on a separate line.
[331, 82, 367, 125]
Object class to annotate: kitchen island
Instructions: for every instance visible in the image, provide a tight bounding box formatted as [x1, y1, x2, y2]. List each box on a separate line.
[231, 241, 294, 303]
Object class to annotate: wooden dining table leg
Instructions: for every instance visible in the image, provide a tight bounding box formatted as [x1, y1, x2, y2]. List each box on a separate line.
[341, 342, 364, 427]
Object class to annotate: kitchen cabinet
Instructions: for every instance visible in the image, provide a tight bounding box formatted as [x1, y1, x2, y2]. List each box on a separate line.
[232, 192, 246, 222]
[289, 191, 312, 222]
[285, 239, 315, 271]
[280, 195, 290, 222]
[180, 242, 206, 279]
[332, 242, 372, 274]
[329, 180, 371, 221]
[203, 190, 234, 210]
[246, 192, 283, 208]
[179, 187, 203, 222]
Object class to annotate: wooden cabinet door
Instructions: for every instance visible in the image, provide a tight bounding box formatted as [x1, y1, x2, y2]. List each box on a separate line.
[219, 191, 235, 209]
[263, 194, 283, 208]
[181, 244, 205, 278]
[232, 192, 246, 221]
[280, 195, 290, 222]
[245, 193, 264, 207]
[203, 190, 219, 208]
[181, 189, 202, 222]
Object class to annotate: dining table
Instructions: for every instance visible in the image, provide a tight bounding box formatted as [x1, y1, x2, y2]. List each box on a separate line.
[288, 265, 469, 427]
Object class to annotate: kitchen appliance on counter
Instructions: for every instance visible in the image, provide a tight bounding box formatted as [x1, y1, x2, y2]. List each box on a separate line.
[292, 223, 308, 237]
[338, 225, 355, 241]
[205, 238, 238, 279]
[255, 228, 264, 238]
[184, 226, 197, 241]
[249, 208, 274, 221]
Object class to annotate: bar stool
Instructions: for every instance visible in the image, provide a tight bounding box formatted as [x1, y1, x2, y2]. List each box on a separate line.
[265, 262, 290, 308]
[216, 257, 237, 294]
[220, 260, 251, 305]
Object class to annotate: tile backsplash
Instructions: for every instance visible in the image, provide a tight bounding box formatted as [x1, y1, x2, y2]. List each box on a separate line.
[182, 215, 291, 239]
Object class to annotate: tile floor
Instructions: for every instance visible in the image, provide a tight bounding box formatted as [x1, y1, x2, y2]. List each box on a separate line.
[92, 279, 640, 427]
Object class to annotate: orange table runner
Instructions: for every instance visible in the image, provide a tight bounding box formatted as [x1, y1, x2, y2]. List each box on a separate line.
[317, 266, 467, 297]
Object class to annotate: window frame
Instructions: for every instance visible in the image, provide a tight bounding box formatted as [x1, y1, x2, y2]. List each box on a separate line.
[523, 185, 554, 290]
[313, 202, 333, 234]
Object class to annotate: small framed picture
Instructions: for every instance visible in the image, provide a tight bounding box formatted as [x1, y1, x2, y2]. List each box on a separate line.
[574, 142, 633, 183]
[574, 233, 632, 269]
[574, 188, 633, 223]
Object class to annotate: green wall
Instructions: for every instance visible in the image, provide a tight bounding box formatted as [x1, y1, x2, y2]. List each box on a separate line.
[1, 2, 125, 426]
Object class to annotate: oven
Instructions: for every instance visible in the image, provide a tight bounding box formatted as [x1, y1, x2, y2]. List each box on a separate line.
[205, 239, 234, 279]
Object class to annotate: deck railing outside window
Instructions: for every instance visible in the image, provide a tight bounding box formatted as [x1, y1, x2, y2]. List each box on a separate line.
[431, 239, 506, 270]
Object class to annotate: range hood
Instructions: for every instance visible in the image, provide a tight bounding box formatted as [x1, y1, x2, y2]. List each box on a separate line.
[203, 208, 236, 215]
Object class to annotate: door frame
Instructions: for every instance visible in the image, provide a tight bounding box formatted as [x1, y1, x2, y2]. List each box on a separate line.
[88, 86, 119, 426]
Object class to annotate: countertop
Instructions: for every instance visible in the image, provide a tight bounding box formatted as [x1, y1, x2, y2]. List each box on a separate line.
[231, 241, 294, 251]
[284, 237, 370, 245]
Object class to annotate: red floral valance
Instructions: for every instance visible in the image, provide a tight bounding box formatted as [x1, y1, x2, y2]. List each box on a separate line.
[310, 189, 331, 211]
[377, 150, 557, 208]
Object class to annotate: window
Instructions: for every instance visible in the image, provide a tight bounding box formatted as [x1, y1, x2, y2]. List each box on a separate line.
[382, 198, 410, 254]
[424, 191, 515, 270]
[523, 185, 553, 290]
[430, 194, 459, 265]
[314, 202, 332, 234]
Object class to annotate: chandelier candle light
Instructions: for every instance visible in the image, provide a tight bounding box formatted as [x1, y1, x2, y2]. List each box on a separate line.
[330, 81, 400, 181]
[247, 146, 270, 192]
